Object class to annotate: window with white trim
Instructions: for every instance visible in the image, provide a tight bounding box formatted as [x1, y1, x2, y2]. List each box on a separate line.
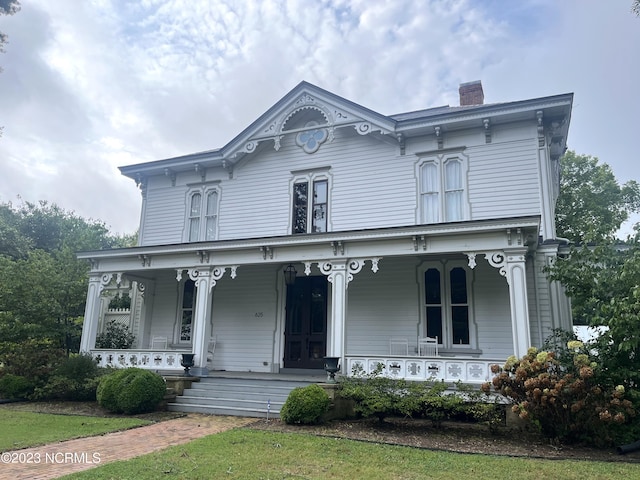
[419, 154, 468, 223]
[186, 187, 219, 241]
[292, 176, 329, 234]
[421, 261, 474, 348]
[176, 279, 195, 344]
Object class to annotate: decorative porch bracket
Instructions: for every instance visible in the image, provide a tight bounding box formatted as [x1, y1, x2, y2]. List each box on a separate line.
[466, 250, 531, 359]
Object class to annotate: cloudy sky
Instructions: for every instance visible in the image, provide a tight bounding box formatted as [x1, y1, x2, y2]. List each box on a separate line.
[0, 0, 638, 236]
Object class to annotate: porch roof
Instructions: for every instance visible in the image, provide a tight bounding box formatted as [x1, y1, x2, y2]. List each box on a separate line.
[78, 216, 540, 273]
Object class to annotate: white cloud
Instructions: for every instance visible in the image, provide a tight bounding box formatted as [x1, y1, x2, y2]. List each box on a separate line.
[0, 0, 638, 235]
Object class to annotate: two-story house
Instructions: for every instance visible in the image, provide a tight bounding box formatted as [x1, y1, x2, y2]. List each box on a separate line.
[79, 81, 573, 386]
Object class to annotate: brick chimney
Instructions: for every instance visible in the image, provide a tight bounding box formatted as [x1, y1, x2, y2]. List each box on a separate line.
[459, 80, 484, 106]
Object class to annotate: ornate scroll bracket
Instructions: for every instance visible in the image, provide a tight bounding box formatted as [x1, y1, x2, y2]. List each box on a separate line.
[136, 281, 146, 299]
[483, 118, 491, 144]
[194, 163, 207, 182]
[100, 273, 114, 287]
[260, 246, 273, 260]
[183, 266, 239, 292]
[412, 235, 427, 251]
[315, 258, 381, 288]
[484, 252, 507, 278]
[506, 228, 523, 246]
[536, 110, 545, 147]
[164, 168, 176, 186]
[435, 126, 443, 149]
[221, 160, 234, 179]
[138, 254, 151, 267]
[396, 133, 405, 155]
[331, 240, 344, 256]
[465, 252, 477, 269]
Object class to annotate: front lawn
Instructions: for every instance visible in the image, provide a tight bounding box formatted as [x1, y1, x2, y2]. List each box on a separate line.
[62, 429, 640, 480]
[0, 409, 151, 451]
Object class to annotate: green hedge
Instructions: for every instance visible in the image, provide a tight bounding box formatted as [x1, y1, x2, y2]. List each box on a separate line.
[97, 368, 166, 414]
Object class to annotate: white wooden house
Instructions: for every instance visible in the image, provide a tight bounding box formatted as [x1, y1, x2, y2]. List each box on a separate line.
[78, 81, 573, 384]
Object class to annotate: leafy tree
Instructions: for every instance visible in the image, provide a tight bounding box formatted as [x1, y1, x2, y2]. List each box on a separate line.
[0, 201, 135, 358]
[555, 151, 640, 243]
[634, 0, 640, 16]
[548, 151, 640, 389]
[0, 1, 20, 56]
[0, 0, 20, 137]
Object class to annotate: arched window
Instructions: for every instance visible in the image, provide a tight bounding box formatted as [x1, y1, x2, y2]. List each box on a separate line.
[186, 188, 220, 241]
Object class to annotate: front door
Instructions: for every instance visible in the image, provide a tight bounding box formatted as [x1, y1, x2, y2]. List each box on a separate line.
[284, 276, 328, 369]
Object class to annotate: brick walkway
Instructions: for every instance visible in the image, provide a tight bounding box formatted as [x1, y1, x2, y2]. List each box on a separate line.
[0, 415, 254, 480]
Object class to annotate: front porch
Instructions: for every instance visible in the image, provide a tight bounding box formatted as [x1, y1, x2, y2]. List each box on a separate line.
[78, 219, 570, 383]
[89, 347, 503, 386]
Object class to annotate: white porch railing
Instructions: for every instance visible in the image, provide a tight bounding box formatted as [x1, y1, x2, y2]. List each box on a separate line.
[91, 349, 191, 370]
[345, 355, 504, 384]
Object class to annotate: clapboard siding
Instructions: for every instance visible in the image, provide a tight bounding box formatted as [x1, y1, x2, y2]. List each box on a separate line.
[468, 138, 541, 220]
[472, 261, 513, 358]
[140, 186, 187, 245]
[139, 125, 546, 246]
[148, 274, 180, 341]
[529, 251, 554, 346]
[210, 265, 279, 372]
[346, 258, 421, 355]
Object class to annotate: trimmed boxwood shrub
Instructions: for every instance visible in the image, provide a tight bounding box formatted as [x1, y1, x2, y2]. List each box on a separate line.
[97, 368, 166, 414]
[280, 384, 330, 424]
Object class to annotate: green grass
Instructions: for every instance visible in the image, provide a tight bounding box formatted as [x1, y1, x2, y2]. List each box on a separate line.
[63, 429, 640, 480]
[0, 409, 151, 450]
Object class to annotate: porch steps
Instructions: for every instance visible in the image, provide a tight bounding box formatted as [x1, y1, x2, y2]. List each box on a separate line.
[167, 375, 317, 418]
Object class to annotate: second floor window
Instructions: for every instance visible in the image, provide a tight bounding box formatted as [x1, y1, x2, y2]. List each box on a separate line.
[187, 189, 219, 241]
[292, 179, 328, 234]
[419, 155, 467, 223]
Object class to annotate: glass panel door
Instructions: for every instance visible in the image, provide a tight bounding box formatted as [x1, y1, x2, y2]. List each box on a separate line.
[284, 276, 327, 369]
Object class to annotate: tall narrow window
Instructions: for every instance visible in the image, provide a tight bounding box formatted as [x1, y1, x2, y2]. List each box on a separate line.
[449, 267, 469, 344]
[418, 154, 467, 224]
[185, 187, 220, 241]
[312, 180, 327, 232]
[423, 264, 471, 347]
[421, 163, 439, 223]
[292, 179, 328, 234]
[204, 191, 218, 240]
[179, 280, 195, 343]
[188, 193, 202, 241]
[425, 268, 443, 341]
[444, 160, 463, 222]
[293, 182, 309, 234]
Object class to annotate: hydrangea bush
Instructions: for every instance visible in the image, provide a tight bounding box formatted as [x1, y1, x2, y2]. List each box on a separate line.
[483, 342, 636, 446]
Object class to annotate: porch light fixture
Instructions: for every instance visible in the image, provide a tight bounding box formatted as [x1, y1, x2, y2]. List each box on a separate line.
[284, 264, 297, 286]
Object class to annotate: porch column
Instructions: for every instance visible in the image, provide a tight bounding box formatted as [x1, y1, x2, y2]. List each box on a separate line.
[484, 251, 531, 359]
[80, 273, 107, 352]
[505, 251, 531, 358]
[188, 268, 214, 377]
[321, 261, 348, 367]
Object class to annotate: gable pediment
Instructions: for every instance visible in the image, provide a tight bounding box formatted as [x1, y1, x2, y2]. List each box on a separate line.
[222, 81, 397, 161]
